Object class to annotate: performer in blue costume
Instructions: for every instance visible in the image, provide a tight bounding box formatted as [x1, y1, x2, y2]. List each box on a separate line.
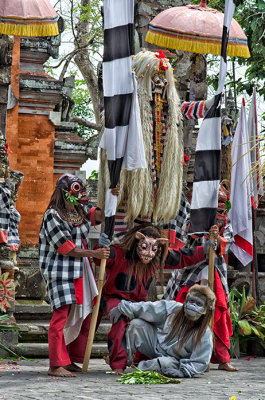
[110, 284, 215, 378]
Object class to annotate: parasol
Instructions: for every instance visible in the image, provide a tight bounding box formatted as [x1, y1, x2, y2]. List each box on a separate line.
[145, 0, 250, 58]
[0, 0, 59, 37]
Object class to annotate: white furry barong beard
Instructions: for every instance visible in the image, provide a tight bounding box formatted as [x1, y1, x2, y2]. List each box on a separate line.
[98, 50, 183, 224]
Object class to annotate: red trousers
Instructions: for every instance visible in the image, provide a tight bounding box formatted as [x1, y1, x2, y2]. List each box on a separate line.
[97, 297, 148, 371]
[48, 304, 91, 367]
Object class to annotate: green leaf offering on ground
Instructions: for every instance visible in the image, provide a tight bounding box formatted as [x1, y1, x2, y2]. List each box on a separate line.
[116, 368, 182, 385]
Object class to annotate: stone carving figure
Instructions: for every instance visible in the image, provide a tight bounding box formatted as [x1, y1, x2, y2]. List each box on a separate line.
[8, 170, 24, 266]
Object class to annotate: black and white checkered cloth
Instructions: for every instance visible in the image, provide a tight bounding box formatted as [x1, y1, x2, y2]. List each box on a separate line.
[163, 192, 191, 242]
[8, 206, 21, 250]
[163, 222, 234, 302]
[0, 182, 11, 241]
[39, 208, 92, 310]
[190, 0, 236, 234]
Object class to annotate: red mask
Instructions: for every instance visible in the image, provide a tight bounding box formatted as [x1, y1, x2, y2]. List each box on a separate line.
[135, 231, 168, 264]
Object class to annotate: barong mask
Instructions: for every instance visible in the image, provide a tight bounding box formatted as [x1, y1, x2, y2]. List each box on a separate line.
[151, 72, 168, 98]
[56, 174, 89, 206]
[216, 184, 231, 231]
[135, 232, 168, 264]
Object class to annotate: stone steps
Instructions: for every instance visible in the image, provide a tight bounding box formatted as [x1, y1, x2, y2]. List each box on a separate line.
[13, 299, 111, 358]
[13, 342, 108, 358]
[17, 320, 111, 343]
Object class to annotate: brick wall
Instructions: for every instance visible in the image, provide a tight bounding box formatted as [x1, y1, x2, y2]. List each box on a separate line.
[15, 115, 55, 246]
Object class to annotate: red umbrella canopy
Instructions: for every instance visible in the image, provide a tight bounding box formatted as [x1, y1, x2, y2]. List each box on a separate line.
[146, 0, 250, 58]
[0, 0, 59, 37]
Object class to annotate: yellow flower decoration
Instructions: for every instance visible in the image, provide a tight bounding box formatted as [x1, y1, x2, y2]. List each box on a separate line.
[0, 272, 16, 312]
[229, 396, 236, 400]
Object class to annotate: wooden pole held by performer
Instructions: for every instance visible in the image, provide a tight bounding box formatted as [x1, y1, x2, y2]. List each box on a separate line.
[208, 233, 215, 291]
[82, 258, 106, 372]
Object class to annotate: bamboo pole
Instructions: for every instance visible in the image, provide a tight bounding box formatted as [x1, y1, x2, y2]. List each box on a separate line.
[82, 258, 106, 373]
[208, 234, 215, 292]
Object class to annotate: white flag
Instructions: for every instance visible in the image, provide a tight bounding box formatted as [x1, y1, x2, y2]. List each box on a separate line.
[229, 99, 253, 266]
[248, 87, 264, 209]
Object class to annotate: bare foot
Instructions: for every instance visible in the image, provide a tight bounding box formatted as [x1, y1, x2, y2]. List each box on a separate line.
[112, 369, 124, 375]
[218, 363, 239, 372]
[104, 355, 110, 365]
[48, 366, 76, 377]
[103, 356, 123, 375]
[65, 363, 82, 373]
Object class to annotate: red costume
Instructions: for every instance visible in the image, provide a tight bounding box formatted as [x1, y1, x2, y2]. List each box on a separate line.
[95, 244, 206, 371]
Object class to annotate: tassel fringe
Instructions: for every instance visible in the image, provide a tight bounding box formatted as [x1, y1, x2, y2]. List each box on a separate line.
[0, 22, 59, 37]
[146, 31, 250, 59]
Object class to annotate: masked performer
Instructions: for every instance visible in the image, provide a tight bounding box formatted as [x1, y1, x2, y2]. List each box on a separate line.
[95, 224, 212, 375]
[39, 174, 118, 378]
[98, 50, 214, 240]
[110, 284, 215, 378]
[163, 185, 238, 372]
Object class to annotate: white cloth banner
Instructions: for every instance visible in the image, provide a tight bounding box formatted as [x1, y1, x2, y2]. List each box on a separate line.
[229, 100, 253, 266]
[64, 257, 98, 346]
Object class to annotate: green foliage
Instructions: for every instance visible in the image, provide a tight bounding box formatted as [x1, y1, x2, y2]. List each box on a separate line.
[115, 367, 182, 385]
[229, 287, 265, 357]
[235, 0, 265, 100]
[88, 169, 99, 180]
[72, 78, 95, 140]
[65, 191, 79, 206]
[196, 0, 265, 100]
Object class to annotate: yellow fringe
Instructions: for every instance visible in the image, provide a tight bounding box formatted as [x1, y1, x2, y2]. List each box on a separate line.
[0, 22, 59, 37]
[146, 31, 250, 58]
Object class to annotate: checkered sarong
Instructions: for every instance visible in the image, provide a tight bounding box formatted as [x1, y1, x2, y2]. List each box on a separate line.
[8, 206, 21, 251]
[39, 207, 93, 310]
[0, 182, 11, 242]
[163, 192, 190, 242]
[163, 222, 234, 302]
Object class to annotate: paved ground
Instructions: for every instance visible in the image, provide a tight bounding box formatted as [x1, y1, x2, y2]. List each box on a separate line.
[0, 357, 264, 400]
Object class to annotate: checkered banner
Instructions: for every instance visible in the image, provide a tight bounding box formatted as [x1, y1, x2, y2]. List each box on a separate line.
[99, 0, 146, 239]
[190, 0, 236, 234]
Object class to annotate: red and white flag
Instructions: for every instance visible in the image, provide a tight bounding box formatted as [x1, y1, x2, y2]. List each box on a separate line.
[229, 99, 253, 266]
[248, 87, 264, 209]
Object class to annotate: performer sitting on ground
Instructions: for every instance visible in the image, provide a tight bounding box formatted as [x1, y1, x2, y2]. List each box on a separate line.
[109, 284, 215, 378]
[94, 223, 215, 375]
[39, 174, 118, 378]
[163, 184, 238, 372]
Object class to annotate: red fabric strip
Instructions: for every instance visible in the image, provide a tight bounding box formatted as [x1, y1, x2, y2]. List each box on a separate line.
[0, 230, 8, 244]
[57, 240, 76, 255]
[187, 101, 195, 119]
[234, 234, 253, 257]
[199, 101, 204, 118]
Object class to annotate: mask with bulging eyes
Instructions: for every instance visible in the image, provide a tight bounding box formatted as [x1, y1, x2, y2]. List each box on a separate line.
[184, 294, 207, 321]
[135, 231, 168, 264]
[151, 72, 168, 96]
[56, 174, 89, 205]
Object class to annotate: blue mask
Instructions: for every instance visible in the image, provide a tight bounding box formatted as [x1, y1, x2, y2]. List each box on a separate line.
[184, 295, 206, 321]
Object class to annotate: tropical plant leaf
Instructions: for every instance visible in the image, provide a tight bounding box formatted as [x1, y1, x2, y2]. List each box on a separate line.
[242, 298, 256, 315]
[251, 326, 261, 337]
[238, 320, 252, 335]
[240, 287, 247, 314]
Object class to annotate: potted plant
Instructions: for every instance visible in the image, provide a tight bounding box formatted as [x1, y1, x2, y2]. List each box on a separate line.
[229, 287, 265, 357]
